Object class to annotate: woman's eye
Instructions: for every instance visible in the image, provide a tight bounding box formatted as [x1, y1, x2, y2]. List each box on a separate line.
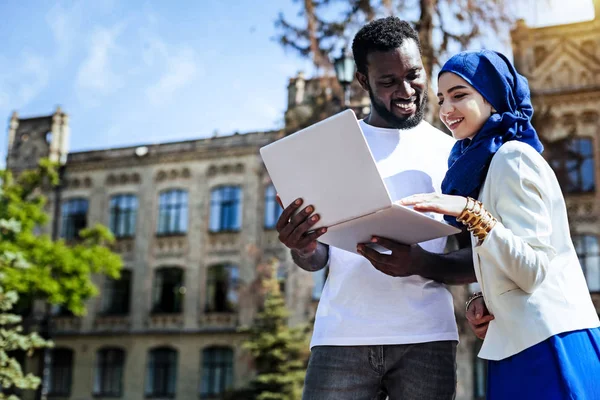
[454, 93, 466, 100]
[438, 99, 444, 105]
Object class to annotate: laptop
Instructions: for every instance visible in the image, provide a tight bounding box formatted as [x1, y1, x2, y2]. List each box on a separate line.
[259, 109, 460, 254]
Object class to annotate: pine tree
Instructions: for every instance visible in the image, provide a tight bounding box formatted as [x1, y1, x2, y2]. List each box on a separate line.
[239, 259, 310, 400]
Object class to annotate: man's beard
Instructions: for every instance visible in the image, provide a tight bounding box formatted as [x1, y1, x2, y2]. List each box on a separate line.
[368, 86, 427, 130]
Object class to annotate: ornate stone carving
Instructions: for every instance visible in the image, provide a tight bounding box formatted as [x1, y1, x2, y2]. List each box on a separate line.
[154, 236, 188, 258]
[155, 168, 191, 182]
[94, 315, 131, 332]
[207, 163, 246, 177]
[148, 314, 184, 329]
[199, 312, 238, 329]
[106, 173, 141, 186]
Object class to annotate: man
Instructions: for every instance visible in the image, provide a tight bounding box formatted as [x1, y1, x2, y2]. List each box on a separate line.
[276, 17, 476, 399]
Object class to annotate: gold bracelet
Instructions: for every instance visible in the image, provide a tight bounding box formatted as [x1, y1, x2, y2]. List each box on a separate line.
[457, 197, 497, 245]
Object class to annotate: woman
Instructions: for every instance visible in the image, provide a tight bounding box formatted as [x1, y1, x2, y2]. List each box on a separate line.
[400, 50, 600, 399]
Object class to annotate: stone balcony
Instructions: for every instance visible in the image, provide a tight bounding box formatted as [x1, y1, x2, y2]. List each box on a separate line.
[93, 315, 131, 332]
[51, 316, 82, 334]
[207, 231, 242, 253]
[566, 194, 598, 223]
[153, 235, 189, 258]
[110, 237, 135, 261]
[199, 312, 238, 330]
[147, 313, 184, 330]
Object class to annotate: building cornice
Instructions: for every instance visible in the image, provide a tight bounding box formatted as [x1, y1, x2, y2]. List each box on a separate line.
[65, 130, 282, 172]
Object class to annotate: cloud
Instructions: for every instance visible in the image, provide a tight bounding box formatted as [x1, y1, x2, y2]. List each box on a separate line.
[17, 53, 51, 104]
[0, 52, 50, 110]
[76, 24, 125, 97]
[146, 46, 202, 105]
[45, 2, 83, 65]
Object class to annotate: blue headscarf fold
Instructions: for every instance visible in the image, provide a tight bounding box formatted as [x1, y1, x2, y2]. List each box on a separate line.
[439, 50, 544, 226]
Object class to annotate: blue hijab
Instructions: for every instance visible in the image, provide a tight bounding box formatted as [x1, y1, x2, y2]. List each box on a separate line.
[439, 50, 544, 226]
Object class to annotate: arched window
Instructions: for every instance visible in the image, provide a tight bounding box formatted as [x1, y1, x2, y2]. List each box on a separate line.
[209, 186, 242, 232]
[200, 347, 234, 398]
[45, 348, 74, 397]
[101, 270, 132, 315]
[61, 198, 88, 239]
[264, 184, 282, 229]
[109, 194, 138, 238]
[549, 137, 595, 194]
[157, 190, 188, 235]
[206, 265, 239, 313]
[145, 347, 178, 398]
[93, 347, 125, 397]
[573, 235, 600, 292]
[152, 267, 185, 313]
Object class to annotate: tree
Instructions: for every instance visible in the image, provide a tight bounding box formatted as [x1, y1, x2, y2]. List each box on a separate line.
[232, 258, 310, 400]
[0, 289, 51, 400]
[0, 159, 122, 316]
[0, 160, 122, 399]
[276, 0, 519, 121]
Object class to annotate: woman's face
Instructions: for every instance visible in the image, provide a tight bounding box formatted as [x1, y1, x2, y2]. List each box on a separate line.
[437, 72, 493, 140]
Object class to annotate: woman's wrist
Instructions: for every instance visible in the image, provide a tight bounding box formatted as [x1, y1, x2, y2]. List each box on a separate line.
[457, 197, 497, 245]
[465, 291, 483, 313]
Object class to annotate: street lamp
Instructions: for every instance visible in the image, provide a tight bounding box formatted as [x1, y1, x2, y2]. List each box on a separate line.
[333, 48, 356, 108]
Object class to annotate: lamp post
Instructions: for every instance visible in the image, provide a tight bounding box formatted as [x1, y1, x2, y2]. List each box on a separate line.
[333, 49, 356, 109]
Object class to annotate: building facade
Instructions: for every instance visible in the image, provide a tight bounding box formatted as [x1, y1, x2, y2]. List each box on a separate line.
[5, 6, 600, 398]
[7, 110, 324, 400]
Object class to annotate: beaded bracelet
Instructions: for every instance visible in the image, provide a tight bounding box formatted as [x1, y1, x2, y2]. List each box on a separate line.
[457, 197, 497, 245]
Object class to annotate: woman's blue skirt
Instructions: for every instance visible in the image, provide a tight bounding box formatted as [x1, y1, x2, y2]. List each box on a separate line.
[487, 328, 600, 399]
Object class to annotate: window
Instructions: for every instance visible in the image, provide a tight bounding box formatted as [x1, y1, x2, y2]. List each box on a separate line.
[46, 348, 73, 397]
[200, 347, 234, 398]
[473, 342, 487, 400]
[145, 347, 177, 398]
[206, 265, 239, 313]
[152, 268, 184, 314]
[573, 235, 600, 292]
[157, 190, 188, 235]
[209, 186, 242, 232]
[312, 267, 328, 301]
[264, 184, 282, 229]
[94, 348, 125, 397]
[101, 270, 132, 315]
[110, 194, 138, 238]
[61, 198, 88, 240]
[549, 137, 595, 194]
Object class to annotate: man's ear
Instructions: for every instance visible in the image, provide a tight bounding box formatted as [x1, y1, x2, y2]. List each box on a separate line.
[356, 71, 369, 92]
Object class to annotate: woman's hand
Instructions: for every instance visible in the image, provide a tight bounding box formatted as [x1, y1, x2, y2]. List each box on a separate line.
[398, 193, 467, 217]
[466, 296, 495, 340]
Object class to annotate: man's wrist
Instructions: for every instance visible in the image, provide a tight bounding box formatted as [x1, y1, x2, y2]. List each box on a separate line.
[295, 248, 316, 258]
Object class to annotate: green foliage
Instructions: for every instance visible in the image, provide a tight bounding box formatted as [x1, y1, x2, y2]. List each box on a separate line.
[239, 259, 310, 400]
[0, 159, 121, 399]
[0, 288, 51, 400]
[0, 161, 122, 316]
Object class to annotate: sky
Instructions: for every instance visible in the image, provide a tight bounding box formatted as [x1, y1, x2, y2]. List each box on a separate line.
[0, 0, 596, 160]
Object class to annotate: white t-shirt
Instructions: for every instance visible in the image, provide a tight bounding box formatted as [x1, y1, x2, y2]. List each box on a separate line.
[310, 119, 459, 348]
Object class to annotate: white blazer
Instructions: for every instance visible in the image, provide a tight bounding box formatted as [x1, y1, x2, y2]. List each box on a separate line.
[472, 141, 599, 361]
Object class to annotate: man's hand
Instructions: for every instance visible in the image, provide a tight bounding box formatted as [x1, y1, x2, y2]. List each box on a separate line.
[357, 236, 417, 277]
[276, 195, 328, 257]
[466, 296, 494, 339]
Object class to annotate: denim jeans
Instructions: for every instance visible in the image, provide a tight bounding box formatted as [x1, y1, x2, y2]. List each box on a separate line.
[302, 341, 457, 400]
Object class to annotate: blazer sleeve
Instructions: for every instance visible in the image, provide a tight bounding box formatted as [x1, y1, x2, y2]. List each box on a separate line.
[474, 147, 557, 293]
